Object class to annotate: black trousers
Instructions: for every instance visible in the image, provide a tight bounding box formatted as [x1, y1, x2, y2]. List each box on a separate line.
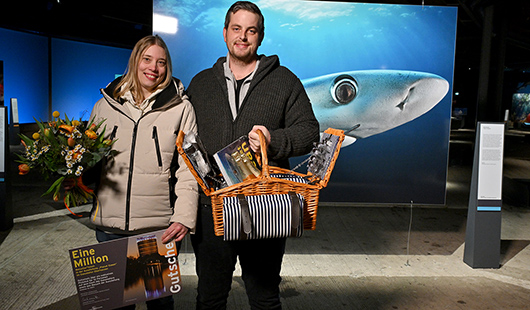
[96, 229, 176, 310]
[190, 204, 286, 310]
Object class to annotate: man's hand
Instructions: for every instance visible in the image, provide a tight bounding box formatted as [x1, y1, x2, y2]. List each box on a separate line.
[248, 125, 270, 153]
[161, 222, 189, 243]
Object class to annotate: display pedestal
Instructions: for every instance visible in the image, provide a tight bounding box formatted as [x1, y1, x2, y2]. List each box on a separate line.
[463, 122, 504, 268]
[1, 106, 14, 231]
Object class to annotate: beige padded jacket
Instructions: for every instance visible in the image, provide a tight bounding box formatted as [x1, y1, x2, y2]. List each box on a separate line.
[89, 77, 198, 234]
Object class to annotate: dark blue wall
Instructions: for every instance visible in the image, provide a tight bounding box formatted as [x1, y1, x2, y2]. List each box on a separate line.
[0, 28, 131, 123]
[0, 28, 48, 123]
[51, 39, 131, 120]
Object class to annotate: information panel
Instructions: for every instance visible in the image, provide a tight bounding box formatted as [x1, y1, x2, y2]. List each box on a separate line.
[477, 123, 504, 203]
[0, 106, 4, 175]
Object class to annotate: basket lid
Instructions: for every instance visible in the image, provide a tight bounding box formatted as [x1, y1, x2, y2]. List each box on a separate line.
[306, 128, 345, 187]
[176, 131, 213, 195]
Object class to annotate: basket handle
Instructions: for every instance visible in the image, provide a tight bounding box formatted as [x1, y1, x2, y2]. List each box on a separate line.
[256, 129, 270, 178]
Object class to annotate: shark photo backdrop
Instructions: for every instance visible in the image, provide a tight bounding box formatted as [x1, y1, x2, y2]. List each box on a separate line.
[154, 0, 457, 204]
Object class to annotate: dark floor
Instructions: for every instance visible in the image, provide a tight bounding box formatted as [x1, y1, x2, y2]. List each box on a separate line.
[1, 129, 530, 310]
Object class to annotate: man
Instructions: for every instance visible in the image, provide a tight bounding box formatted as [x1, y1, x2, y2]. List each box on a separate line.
[187, 1, 319, 309]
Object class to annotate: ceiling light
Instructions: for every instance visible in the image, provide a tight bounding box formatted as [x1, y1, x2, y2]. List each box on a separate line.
[153, 13, 178, 35]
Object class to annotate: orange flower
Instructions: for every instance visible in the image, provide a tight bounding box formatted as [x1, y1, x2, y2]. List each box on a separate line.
[68, 137, 76, 147]
[52, 111, 60, 118]
[71, 120, 81, 127]
[85, 130, 97, 140]
[18, 164, 30, 175]
[73, 152, 83, 161]
[59, 124, 74, 135]
[32, 132, 40, 140]
[44, 128, 52, 138]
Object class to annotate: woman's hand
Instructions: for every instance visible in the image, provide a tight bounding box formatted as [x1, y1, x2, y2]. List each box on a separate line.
[63, 178, 76, 191]
[161, 222, 189, 243]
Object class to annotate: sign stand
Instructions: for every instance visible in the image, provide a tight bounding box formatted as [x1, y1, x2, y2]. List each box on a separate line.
[463, 122, 505, 268]
[9, 98, 20, 146]
[0, 106, 13, 231]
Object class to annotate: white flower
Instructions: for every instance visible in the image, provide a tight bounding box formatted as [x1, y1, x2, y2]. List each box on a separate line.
[73, 129, 82, 138]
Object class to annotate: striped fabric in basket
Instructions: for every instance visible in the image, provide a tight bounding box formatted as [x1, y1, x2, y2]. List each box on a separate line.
[222, 174, 308, 241]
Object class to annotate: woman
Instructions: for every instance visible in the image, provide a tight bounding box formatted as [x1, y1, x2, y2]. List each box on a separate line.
[89, 35, 198, 310]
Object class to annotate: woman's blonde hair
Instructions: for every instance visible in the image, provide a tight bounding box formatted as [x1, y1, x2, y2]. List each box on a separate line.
[113, 35, 173, 102]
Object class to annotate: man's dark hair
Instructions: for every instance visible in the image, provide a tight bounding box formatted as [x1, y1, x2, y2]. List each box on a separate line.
[224, 1, 265, 39]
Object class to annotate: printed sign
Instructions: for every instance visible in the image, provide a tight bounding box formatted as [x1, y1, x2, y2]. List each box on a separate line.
[69, 230, 182, 310]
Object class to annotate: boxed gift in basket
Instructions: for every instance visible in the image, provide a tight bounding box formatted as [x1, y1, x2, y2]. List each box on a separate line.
[176, 128, 345, 240]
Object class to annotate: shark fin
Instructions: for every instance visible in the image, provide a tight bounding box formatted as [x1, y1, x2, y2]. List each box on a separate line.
[341, 136, 357, 147]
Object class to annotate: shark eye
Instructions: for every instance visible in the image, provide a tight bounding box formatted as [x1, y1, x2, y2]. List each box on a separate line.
[331, 77, 357, 105]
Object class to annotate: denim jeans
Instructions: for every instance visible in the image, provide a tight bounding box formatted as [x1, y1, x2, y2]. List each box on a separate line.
[96, 229, 176, 310]
[190, 204, 286, 310]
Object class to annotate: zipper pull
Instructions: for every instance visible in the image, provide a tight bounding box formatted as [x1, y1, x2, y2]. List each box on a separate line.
[109, 125, 118, 140]
[152, 126, 163, 168]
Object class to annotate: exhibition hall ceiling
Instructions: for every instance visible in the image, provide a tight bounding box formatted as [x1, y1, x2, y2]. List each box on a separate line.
[364, 0, 530, 72]
[1, 0, 530, 71]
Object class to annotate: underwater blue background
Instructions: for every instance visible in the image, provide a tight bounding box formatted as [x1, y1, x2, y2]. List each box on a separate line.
[154, 0, 457, 204]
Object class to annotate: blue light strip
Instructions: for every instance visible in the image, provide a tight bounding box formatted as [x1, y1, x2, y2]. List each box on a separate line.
[477, 206, 501, 211]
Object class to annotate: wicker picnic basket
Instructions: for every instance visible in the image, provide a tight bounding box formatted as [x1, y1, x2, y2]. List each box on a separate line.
[176, 128, 345, 237]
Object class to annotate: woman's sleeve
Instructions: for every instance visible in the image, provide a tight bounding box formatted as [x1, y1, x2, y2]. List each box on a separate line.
[170, 99, 199, 232]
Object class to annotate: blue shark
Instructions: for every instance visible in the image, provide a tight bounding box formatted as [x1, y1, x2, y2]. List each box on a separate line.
[302, 70, 449, 147]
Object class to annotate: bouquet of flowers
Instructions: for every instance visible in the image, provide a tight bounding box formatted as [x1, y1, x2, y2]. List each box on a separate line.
[16, 111, 117, 217]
